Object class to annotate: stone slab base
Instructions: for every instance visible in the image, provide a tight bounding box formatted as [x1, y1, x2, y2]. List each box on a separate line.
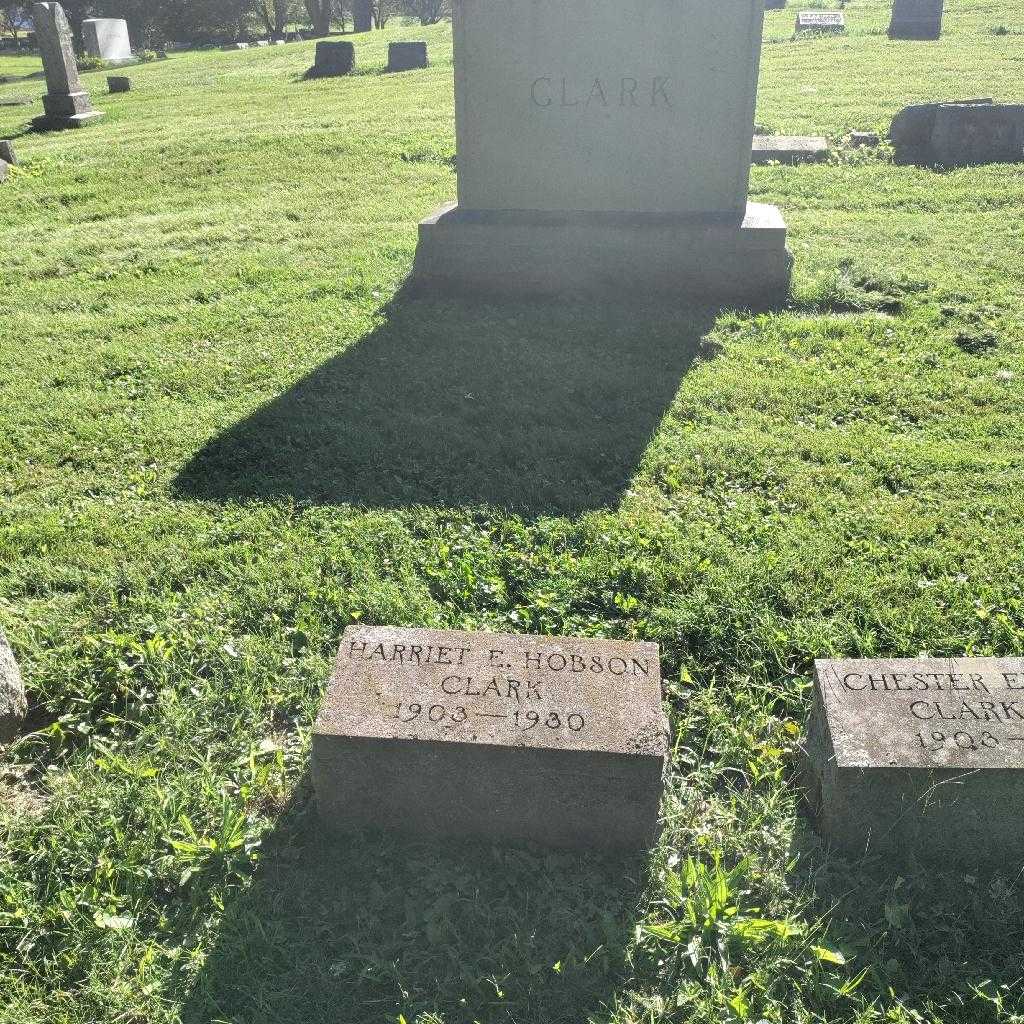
[412, 202, 792, 305]
[752, 135, 829, 164]
[312, 734, 663, 849]
[33, 110, 104, 130]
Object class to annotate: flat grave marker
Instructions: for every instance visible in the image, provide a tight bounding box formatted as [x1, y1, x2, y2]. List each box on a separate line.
[804, 657, 1024, 862]
[796, 11, 845, 31]
[313, 625, 668, 848]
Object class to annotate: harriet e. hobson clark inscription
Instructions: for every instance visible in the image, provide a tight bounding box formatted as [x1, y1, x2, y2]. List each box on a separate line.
[804, 658, 1024, 864]
[313, 626, 668, 848]
[412, 0, 792, 301]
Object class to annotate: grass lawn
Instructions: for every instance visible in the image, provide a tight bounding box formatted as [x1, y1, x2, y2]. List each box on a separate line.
[2, 2, 1024, 1021]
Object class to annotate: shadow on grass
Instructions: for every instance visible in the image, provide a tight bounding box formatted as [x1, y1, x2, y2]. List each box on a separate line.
[181, 777, 653, 1024]
[174, 288, 714, 517]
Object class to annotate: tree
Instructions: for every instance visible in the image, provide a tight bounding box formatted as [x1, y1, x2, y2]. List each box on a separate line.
[304, 0, 331, 35]
[402, 0, 446, 25]
[0, 4, 28, 41]
[351, 0, 370, 31]
[257, 0, 300, 38]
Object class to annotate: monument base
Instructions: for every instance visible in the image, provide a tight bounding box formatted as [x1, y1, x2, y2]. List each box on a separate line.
[35, 90, 103, 130]
[412, 202, 792, 304]
[33, 110, 105, 130]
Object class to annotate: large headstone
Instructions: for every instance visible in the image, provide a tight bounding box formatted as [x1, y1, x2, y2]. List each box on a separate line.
[387, 41, 428, 72]
[308, 40, 354, 77]
[82, 18, 132, 62]
[930, 103, 1024, 167]
[313, 626, 668, 848]
[412, 0, 792, 303]
[804, 658, 1024, 863]
[888, 0, 944, 40]
[31, 2, 103, 129]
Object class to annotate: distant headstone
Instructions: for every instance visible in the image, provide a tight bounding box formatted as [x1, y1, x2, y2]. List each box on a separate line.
[805, 658, 1024, 862]
[221, 42, 249, 50]
[0, 140, 17, 164]
[0, 628, 27, 744]
[888, 0, 944, 40]
[107, 75, 131, 93]
[796, 10, 845, 31]
[752, 135, 829, 163]
[309, 40, 355, 77]
[313, 626, 668, 848]
[82, 18, 132, 62]
[413, 0, 792, 302]
[930, 103, 1024, 166]
[387, 41, 428, 72]
[31, 2, 103, 129]
[256, 39, 270, 47]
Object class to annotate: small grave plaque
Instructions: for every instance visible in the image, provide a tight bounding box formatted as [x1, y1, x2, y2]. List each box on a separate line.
[804, 658, 1024, 862]
[795, 10, 845, 31]
[752, 135, 829, 164]
[313, 625, 667, 848]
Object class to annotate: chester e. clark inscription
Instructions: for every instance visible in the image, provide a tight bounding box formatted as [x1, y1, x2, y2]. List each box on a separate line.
[803, 658, 1024, 864]
[312, 625, 668, 849]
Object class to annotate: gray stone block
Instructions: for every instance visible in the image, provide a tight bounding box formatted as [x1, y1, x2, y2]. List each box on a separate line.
[0, 629, 26, 744]
[387, 41, 428, 72]
[889, 98, 992, 163]
[82, 18, 131, 61]
[313, 626, 668, 849]
[0, 159, 7, 183]
[0, 139, 15, 164]
[803, 658, 1024, 864]
[752, 135, 829, 164]
[888, 0, 944, 39]
[107, 75, 131, 93]
[930, 103, 1024, 167]
[310, 40, 354, 77]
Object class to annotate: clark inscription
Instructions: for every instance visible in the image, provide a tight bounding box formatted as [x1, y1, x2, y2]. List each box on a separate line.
[313, 625, 667, 848]
[530, 75, 673, 109]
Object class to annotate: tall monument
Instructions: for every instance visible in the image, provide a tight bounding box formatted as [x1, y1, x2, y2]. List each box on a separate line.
[32, 2, 103, 130]
[413, 0, 791, 303]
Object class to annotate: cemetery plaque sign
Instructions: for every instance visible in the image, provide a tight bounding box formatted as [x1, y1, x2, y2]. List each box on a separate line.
[412, 0, 792, 301]
[795, 11, 845, 31]
[804, 658, 1024, 862]
[313, 625, 668, 848]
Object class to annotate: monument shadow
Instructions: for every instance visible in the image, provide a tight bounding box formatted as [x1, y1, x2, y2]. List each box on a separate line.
[175, 290, 715, 517]
[181, 775, 653, 1024]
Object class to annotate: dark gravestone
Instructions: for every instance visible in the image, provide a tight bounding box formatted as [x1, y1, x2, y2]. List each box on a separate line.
[309, 40, 355, 78]
[889, 97, 992, 163]
[313, 625, 668, 848]
[888, 0, 944, 40]
[0, 139, 16, 164]
[107, 75, 131, 93]
[930, 103, 1024, 166]
[804, 658, 1024, 863]
[31, 2, 103, 129]
[387, 41, 428, 72]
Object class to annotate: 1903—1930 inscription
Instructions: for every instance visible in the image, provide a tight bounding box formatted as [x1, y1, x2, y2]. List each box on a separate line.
[804, 658, 1024, 863]
[312, 626, 668, 848]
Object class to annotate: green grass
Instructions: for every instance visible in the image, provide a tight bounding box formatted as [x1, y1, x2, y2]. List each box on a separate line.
[2, 3, 1024, 1022]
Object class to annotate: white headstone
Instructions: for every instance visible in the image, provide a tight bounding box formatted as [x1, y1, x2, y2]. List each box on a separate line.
[82, 18, 132, 62]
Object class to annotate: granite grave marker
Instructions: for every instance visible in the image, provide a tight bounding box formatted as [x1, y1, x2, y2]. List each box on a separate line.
[82, 17, 132, 62]
[412, 0, 792, 302]
[388, 41, 428, 72]
[32, 2, 103, 129]
[804, 657, 1024, 862]
[313, 625, 668, 848]
[309, 40, 354, 77]
[888, 0, 944, 40]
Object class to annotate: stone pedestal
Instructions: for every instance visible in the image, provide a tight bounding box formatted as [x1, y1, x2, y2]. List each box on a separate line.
[32, 3, 102, 129]
[412, 0, 791, 302]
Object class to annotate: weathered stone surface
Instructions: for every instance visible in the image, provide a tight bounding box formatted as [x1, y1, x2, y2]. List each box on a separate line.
[804, 658, 1024, 863]
[31, 2, 102, 129]
[309, 40, 354, 77]
[387, 41, 428, 72]
[313, 625, 668, 848]
[413, 0, 792, 301]
[0, 629, 27, 744]
[930, 103, 1024, 166]
[82, 18, 132, 61]
[848, 131, 879, 147]
[0, 139, 14, 164]
[764, 0, 787, 9]
[752, 135, 829, 164]
[0, 159, 7, 183]
[107, 75, 131, 93]
[795, 10, 844, 32]
[889, 97, 991, 162]
[888, 0, 944, 40]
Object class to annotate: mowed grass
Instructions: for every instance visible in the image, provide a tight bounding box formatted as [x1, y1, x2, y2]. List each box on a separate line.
[2, 3, 1024, 1022]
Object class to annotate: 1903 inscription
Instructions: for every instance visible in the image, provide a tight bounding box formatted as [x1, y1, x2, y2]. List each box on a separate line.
[316, 626, 666, 755]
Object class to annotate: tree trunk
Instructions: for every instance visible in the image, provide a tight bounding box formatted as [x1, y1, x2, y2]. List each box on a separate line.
[304, 0, 332, 36]
[352, 0, 372, 32]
